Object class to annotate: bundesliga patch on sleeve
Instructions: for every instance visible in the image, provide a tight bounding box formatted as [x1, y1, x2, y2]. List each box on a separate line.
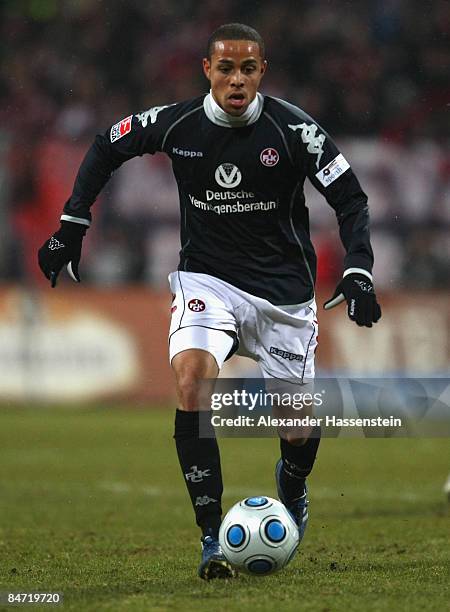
[315, 153, 350, 187]
[110, 115, 133, 143]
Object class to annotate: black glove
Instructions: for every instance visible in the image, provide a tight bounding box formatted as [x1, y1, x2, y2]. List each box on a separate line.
[323, 273, 382, 327]
[38, 221, 87, 288]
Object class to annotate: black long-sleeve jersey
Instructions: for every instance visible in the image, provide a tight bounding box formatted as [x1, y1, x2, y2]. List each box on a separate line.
[62, 93, 374, 305]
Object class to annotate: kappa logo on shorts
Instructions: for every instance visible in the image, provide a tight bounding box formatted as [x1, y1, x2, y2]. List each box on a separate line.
[260, 148, 279, 167]
[188, 298, 206, 312]
[270, 346, 304, 362]
[110, 115, 132, 143]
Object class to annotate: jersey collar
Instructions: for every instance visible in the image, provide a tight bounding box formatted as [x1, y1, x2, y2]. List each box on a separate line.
[204, 91, 263, 127]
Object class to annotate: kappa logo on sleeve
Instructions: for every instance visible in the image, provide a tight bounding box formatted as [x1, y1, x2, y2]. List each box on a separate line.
[110, 115, 133, 143]
[288, 122, 325, 168]
[136, 104, 175, 127]
[316, 153, 350, 187]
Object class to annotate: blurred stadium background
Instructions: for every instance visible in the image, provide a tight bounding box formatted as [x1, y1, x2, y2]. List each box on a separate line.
[0, 0, 448, 403]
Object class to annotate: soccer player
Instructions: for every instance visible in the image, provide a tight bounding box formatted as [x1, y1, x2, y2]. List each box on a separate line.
[38, 23, 381, 579]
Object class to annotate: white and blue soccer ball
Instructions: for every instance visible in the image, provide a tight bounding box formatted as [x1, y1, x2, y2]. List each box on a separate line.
[219, 496, 299, 575]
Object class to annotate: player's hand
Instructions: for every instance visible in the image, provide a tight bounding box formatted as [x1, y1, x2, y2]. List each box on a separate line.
[38, 221, 87, 288]
[323, 273, 381, 327]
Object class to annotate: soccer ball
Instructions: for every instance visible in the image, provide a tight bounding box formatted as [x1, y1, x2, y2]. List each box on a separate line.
[219, 496, 299, 575]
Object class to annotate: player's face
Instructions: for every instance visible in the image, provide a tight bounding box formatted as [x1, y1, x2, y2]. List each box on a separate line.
[203, 40, 267, 116]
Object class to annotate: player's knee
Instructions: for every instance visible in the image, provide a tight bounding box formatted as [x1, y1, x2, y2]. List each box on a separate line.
[176, 372, 203, 411]
[173, 353, 217, 411]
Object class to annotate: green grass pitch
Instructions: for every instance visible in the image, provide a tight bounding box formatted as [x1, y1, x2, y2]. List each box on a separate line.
[0, 407, 449, 611]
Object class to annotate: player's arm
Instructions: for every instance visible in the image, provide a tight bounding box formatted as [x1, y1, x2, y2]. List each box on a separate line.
[38, 106, 172, 287]
[292, 119, 381, 327]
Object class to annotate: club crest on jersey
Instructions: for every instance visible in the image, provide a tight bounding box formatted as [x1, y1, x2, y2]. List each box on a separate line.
[110, 115, 132, 143]
[188, 298, 206, 312]
[215, 163, 242, 189]
[260, 148, 279, 167]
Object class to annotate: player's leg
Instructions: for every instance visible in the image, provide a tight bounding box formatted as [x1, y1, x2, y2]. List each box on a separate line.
[275, 418, 321, 541]
[239, 297, 321, 540]
[273, 314, 321, 540]
[171, 327, 236, 579]
[172, 343, 224, 539]
[167, 271, 238, 577]
[263, 376, 321, 541]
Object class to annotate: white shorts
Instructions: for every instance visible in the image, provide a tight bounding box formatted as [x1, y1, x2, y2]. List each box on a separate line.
[168, 271, 318, 380]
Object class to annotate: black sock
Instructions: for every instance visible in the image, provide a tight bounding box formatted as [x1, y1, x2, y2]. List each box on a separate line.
[174, 409, 223, 539]
[279, 426, 321, 504]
